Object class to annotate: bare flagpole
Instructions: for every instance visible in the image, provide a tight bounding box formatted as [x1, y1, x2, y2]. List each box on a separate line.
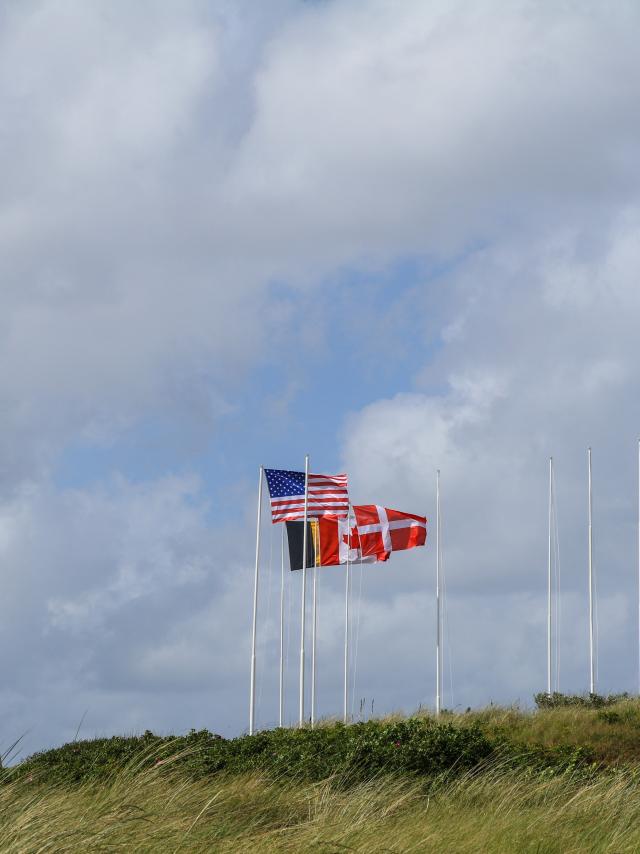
[547, 457, 553, 697]
[344, 506, 351, 724]
[299, 454, 310, 727]
[249, 466, 264, 736]
[588, 447, 595, 695]
[279, 522, 285, 727]
[436, 469, 442, 717]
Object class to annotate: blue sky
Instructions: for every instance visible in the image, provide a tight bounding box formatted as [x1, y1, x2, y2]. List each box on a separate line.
[2, 0, 640, 754]
[54, 267, 446, 503]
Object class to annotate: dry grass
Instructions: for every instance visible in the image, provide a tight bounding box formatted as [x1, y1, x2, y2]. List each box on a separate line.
[454, 699, 640, 764]
[7, 701, 640, 851]
[379, 698, 640, 765]
[2, 762, 640, 852]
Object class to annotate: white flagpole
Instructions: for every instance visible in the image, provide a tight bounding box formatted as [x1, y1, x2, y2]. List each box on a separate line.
[547, 457, 553, 697]
[279, 522, 285, 727]
[344, 507, 351, 724]
[249, 466, 264, 736]
[299, 454, 310, 727]
[436, 469, 441, 717]
[588, 447, 595, 694]
[311, 528, 318, 728]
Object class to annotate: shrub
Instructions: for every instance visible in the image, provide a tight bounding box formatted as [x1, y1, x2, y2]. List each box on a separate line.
[16, 719, 494, 787]
[534, 692, 629, 710]
[14, 729, 223, 785]
[214, 719, 495, 782]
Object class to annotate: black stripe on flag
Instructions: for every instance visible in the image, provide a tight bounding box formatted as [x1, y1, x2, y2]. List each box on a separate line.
[286, 520, 319, 571]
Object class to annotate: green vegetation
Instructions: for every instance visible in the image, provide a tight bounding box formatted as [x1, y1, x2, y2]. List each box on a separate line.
[462, 695, 640, 765]
[5, 695, 640, 851]
[5, 764, 640, 852]
[17, 718, 494, 786]
[534, 690, 630, 709]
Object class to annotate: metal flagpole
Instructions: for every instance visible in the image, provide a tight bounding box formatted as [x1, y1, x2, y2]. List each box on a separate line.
[299, 454, 310, 727]
[279, 522, 285, 727]
[637, 439, 640, 697]
[311, 526, 318, 728]
[436, 470, 441, 717]
[548, 457, 553, 697]
[344, 507, 351, 724]
[249, 466, 264, 736]
[588, 447, 595, 695]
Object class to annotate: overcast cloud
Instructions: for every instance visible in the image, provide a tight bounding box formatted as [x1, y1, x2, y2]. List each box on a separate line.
[1, 0, 640, 755]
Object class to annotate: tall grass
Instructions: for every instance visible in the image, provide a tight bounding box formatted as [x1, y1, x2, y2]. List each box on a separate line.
[2, 763, 640, 852]
[451, 697, 640, 764]
[6, 699, 640, 851]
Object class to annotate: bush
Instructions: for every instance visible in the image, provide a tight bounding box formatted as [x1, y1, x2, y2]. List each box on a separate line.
[215, 719, 495, 782]
[16, 719, 495, 786]
[14, 729, 223, 785]
[534, 692, 629, 710]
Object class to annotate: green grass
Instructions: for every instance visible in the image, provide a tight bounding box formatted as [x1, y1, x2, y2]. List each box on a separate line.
[3, 764, 640, 851]
[5, 696, 640, 852]
[452, 697, 640, 765]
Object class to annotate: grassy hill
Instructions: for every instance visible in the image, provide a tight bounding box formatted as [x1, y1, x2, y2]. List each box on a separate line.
[4, 695, 640, 852]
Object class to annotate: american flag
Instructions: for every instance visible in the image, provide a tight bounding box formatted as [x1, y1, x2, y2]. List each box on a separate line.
[264, 469, 349, 523]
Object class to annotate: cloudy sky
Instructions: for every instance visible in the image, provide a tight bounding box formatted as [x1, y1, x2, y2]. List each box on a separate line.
[2, 0, 640, 756]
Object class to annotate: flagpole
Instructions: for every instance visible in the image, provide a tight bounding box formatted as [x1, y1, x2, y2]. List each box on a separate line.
[436, 469, 441, 717]
[279, 522, 285, 727]
[249, 466, 264, 736]
[637, 439, 639, 697]
[311, 527, 318, 728]
[344, 506, 351, 724]
[588, 447, 595, 695]
[547, 457, 553, 697]
[299, 454, 310, 727]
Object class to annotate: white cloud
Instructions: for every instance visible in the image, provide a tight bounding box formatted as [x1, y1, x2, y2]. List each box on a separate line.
[1, 0, 640, 750]
[0, 471, 261, 751]
[227, 0, 640, 262]
[341, 211, 640, 705]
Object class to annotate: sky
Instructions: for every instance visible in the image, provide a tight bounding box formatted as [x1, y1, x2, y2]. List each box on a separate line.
[2, 0, 640, 757]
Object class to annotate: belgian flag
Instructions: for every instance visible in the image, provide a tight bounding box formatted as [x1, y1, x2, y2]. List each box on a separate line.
[285, 520, 321, 571]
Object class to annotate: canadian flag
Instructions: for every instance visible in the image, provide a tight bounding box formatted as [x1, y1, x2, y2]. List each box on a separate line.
[353, 505, 427, 561]
[317, 515, 378, 566]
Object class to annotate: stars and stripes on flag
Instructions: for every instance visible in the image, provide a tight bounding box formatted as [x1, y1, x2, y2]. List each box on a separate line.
[285, 515, 377, 569]
[353, 505, 427, 561]
[264, 468, 349, 523]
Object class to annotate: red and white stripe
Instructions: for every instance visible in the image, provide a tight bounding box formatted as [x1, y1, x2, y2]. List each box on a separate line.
[270, 473, 349, 523]
[353, 505, 427, 560]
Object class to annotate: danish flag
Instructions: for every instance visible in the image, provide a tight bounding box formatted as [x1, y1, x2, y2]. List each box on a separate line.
[353, 505, 427, 561]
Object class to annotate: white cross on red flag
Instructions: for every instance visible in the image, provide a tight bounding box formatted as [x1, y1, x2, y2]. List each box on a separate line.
[353, 505, 427, 561]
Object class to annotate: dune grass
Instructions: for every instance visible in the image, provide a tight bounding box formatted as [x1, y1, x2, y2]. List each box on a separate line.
[2, 764, 640, 852]
[449, 697, 640, 764]
[5, 697, 640, 852]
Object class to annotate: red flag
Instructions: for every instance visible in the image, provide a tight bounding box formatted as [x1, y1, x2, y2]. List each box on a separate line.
[353, 505, 427, 561]
[317, 515, 378, 566]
